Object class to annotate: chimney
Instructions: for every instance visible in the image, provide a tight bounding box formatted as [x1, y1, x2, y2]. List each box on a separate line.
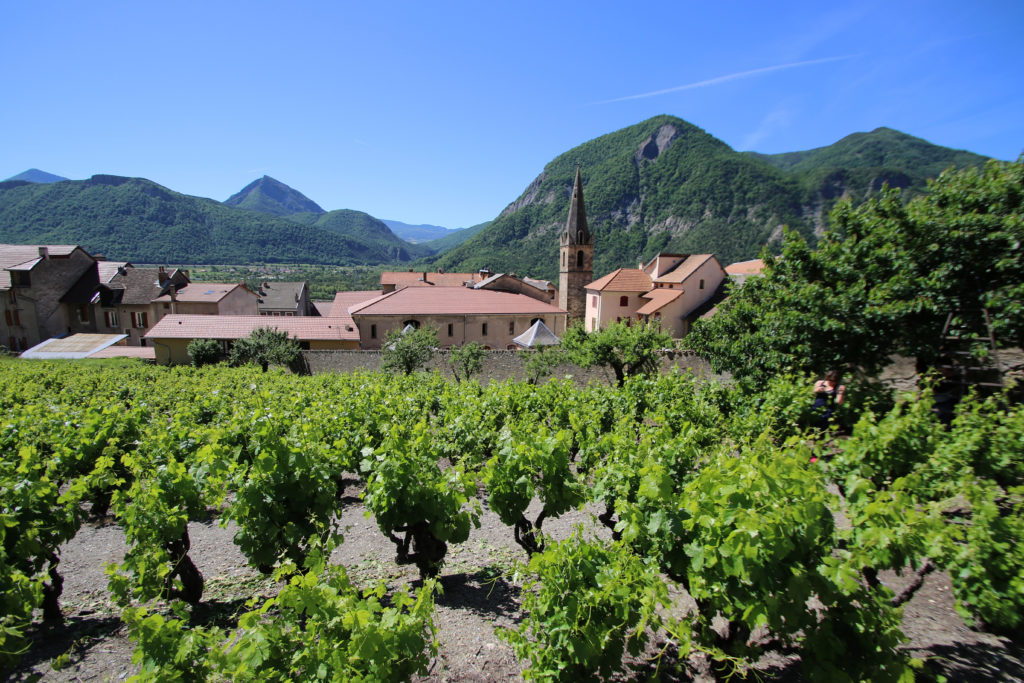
[422, 272, 428, 281]
[38, 246, 49, 259]
[158, 266, 168, 285]
[117, 266, 127, 276]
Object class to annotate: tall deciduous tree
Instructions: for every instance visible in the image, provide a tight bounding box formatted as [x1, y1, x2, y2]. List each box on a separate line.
[689, 158, 1024, 387]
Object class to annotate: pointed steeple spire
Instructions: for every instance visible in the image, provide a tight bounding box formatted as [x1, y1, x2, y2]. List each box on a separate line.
[562, 163, 591, 246]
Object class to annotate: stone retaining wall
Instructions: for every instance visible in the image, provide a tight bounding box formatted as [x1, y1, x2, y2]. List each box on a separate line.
[303, 348, 715, 386]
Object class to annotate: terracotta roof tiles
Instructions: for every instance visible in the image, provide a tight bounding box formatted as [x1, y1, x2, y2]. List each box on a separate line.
[145, 314, 359, 341]
[653, 254, 715, 284]
[636, 288, 685, 315]
[349, 287, 566, 316]
[585, 268, 652, 293]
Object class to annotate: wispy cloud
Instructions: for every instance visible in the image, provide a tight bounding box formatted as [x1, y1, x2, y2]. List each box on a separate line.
[742, 105, 795, 151]
[593, 55, 859, 105]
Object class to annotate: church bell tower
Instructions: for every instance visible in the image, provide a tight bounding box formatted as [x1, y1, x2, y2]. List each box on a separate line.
[558, 163, 593, 323]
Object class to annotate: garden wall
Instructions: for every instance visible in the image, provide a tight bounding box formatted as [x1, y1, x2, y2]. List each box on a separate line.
[303, 349, 714, 386]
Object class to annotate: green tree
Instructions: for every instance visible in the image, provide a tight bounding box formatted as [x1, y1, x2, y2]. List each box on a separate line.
[447, 342, 485, 382]
[561, 321, 671, 386]
[228, 328, 301, 372]
[381, 326, 438, 375]
[186, 338, 224, 368]
[689, 158, 1024, 386]
[523, 345, 564, 385]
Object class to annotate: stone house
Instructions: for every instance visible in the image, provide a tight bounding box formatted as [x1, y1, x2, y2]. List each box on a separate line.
[0, 244, 96, 351]
[584, 253, 727, 337]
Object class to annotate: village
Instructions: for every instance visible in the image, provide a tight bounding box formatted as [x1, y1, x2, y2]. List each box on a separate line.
[1, 167, 762, 365]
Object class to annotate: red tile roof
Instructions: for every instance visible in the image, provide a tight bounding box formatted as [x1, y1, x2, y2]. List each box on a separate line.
[636, 288, 684, 315]
[381, 271, 486, 288]
[725, 259, 766, 275]
[585, 268, 653, 293]
[654, 254, 716, 284]
[144, 314, 359, 341]
[328, 290, 383, 317]
[349, 287, 566, 316]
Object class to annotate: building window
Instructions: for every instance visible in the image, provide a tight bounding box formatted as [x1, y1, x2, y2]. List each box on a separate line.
[447, 323, 453, 337]
[12, 310, 20, 327]
[699, 279, 705, 290]
[104, 311, 119, 328]
[591, 295, 597, 307]
[78, 305, 89, 323]
[508, 320, 515, 335]
[482, 322, 488, 337]
[7, 290, 15, 304]
[531, 317, 543, 326]
[370, 324, 377, 339]
[562, 252, 566, 267]
[576, 250, 584, 268]
[20, 338, 27, 351]
[590, 318, 596, 331]
[4, 310, 10, 326]
[131, 312, 148, 329]
[619, 295, 628, 307]
[163, 303, 170, 310]
[402, 319, 420, 329]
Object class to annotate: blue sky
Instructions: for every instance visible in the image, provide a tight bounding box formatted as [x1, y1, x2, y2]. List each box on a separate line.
[3, 1, 1022, 228]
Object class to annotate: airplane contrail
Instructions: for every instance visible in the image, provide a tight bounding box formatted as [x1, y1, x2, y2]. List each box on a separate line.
[594, 55, 859, 104]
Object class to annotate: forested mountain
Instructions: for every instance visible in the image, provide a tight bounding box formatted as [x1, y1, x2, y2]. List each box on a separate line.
[0, 175, 424, 265]
[430, 116, 992, 281]
[421, 221, 490, 253]
[4, 169, 68, 184]
[0, 119, 993, 273]
[287, 209, 432, 261]
[746, 127, 990, 227]
[224, 175, 325, 217]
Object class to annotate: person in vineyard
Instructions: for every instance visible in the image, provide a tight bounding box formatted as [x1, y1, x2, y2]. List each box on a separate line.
[812, 370, 846, 429]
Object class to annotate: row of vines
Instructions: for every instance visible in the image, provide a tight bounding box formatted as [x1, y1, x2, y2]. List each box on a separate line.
[1, 358, 1022, 681]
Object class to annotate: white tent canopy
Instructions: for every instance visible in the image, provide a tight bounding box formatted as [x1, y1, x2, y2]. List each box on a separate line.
[512, 320, 560, 348]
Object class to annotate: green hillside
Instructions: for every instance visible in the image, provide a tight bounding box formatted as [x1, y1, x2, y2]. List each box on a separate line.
[431, 115, 807, 279]
[287, 209, 432, 261]
[747, 127, 990, 202]
[224, 175, 325, 216]
[0, 175, 422, 265]
[421, 221, 490, 253]
[432, 117, 993, 280]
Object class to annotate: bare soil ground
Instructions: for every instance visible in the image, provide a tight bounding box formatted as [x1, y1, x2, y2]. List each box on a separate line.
[9, 475, 1024, 683]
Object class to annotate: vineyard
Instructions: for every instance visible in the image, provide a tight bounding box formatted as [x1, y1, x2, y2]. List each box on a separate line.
[2, 359, 1023, 681]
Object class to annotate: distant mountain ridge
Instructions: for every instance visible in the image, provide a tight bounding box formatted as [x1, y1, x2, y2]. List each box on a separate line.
[430, 116, 992, 280]
[0, 175, 425, 265]
[224, 175, 325, 216]
[382, 219, 460, 243]
[4, 169, 69, 184]
[0, 119, 994, 272]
